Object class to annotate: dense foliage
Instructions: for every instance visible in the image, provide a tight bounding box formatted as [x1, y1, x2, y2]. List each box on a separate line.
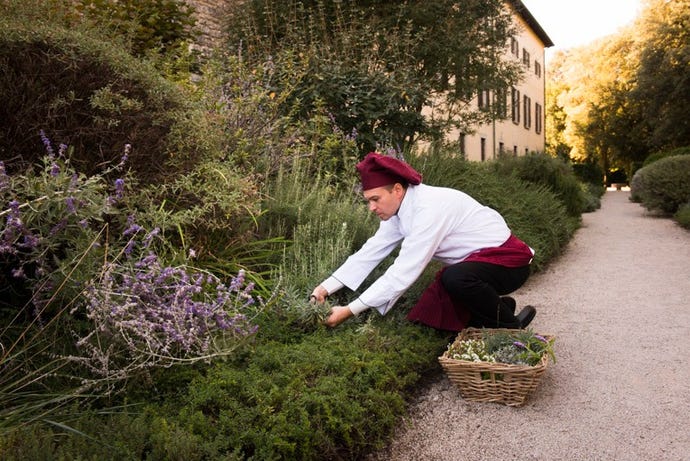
[630, 155, 690, 215]
[225, 0, 522, 153]
[0, 16, 192, 183]
[546, 0, 690, 179]
[1, 148, 577, 459]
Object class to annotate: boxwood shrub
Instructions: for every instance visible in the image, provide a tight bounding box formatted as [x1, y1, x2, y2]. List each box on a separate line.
[630, 155, 690, 214]
[0, 15, 202, 184]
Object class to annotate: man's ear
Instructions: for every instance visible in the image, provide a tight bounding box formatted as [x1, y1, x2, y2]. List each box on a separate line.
[393, 182, 405, 197]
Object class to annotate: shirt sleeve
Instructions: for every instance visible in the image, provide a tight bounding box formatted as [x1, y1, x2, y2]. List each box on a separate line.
[357, 206, 452, 315]
[320, 276, 344, 294]
[329, 218, 404, 291]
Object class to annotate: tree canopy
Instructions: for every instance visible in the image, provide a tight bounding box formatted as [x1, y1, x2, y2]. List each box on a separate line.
[547, 0, 690, 178]
[224, 0, 522, 153]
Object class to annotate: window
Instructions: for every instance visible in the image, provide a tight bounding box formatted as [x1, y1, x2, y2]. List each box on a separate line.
[511, 37, 519, 57]
[499, 142, 505, 155]
[496, 87, 508, 118]
[478, 89, 491, 110]
[534, 61, 542, 78]
[523, 95, 532, 129]
[513, 145, 518, 156]
[511, 88, 520, 124]
[481, 138, 486, 161]
[522, 49, 530, 68]
[535, 103, 543, 134]
[458, 133, 466, 158]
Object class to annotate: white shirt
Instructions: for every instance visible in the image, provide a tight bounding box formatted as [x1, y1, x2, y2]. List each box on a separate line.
[321, 183, 511, 315]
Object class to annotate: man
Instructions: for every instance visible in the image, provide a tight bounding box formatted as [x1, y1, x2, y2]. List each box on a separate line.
[310, 152, 536, 331]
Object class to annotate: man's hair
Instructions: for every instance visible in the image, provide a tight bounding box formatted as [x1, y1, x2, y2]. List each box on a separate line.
[384, 181, 409, 191]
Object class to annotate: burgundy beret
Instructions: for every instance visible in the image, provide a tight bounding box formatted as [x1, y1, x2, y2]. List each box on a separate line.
[355, 152, 422, 191]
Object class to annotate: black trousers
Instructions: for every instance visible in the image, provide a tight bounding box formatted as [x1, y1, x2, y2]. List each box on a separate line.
[440, 261, 531, 328]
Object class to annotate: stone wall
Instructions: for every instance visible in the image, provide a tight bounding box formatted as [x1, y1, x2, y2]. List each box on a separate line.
[185, 0, 236, 51]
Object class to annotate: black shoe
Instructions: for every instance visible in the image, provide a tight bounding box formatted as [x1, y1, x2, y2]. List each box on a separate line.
[500, 296, 516, 314]
[516, 305, 536, 328]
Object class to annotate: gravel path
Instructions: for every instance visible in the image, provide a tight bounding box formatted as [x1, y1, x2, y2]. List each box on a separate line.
[369, 191, 690, 461]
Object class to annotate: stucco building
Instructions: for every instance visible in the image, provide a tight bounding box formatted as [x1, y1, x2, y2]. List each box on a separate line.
[422, 1, 553, 161]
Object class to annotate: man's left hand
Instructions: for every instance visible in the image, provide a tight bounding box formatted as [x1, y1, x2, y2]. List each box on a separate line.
[324, 305, 353, 327]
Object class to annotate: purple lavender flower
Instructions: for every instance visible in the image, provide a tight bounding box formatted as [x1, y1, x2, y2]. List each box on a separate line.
[123, 221, 143, 236]
[123, 239, 136, 256]
[65, 196, 77, 214]
[114, 178, 125, 199]
[49, 219, 67, 237]
[142, 227, 160, 248]
[513, 341, 526, 349]
[534, 334, 547, 343]
[345, 127, 358, 142]
[50, 162, 60, 177]
[70, 173, 79, 189]
[119, 144, 131, 167]
[22, 233, 40, 249]
[40, 130, 55, 158]
[11, 266, 25, 279]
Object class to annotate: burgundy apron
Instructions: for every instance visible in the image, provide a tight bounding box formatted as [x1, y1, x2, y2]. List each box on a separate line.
[406, 235, 533, 331]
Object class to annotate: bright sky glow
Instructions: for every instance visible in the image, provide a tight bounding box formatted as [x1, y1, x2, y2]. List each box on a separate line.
[520, 0, 642, 57]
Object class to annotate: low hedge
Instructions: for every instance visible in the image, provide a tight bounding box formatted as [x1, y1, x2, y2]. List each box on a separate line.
[642, 146, 690, 167]
[490, 152, 587, 217]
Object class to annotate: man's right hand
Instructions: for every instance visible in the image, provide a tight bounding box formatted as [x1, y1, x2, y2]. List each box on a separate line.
[309, 285, 328, 303]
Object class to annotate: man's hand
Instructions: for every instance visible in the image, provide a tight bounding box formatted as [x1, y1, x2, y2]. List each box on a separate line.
[324, 305, 353, 328]
[310, 285, 329, 304]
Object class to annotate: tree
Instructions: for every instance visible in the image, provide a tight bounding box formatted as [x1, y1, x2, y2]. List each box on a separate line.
[224, 0, 522, 153]
[545, 0, 689, 178]
[631, 0, 690, 151]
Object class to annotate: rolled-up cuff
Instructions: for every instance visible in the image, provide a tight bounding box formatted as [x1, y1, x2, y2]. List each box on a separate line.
[321, 276, 344, 295]
[348, 298, 370, 315]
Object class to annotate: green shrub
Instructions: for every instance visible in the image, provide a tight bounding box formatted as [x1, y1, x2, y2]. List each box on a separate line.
[72, 0, 198, 57]
[0, 15, 201, 184]
[572, 160, 604, 186]
[673, 202, 690, 229]
[175, 319, 447, 461]
[642, 146, 690, 167]
[491, 152, 587, 217]
[630, 155, 690, 214]
[580, 182, 604, 212]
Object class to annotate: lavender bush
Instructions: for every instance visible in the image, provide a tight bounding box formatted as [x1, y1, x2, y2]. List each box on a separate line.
[70, 224, 260, 392]
[1, 133, 262, 428]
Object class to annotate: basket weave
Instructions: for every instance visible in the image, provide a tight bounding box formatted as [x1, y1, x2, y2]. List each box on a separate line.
[438, 328, 553, 407]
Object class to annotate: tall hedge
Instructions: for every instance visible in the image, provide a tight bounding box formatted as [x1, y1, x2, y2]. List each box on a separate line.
[0, 17, 196, 183]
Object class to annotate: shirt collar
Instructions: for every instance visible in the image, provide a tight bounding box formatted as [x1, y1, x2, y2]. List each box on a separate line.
[396, 184, 418, 220]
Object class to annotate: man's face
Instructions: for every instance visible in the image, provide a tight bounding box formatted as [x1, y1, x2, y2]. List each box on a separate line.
[362, 183, 405, 221]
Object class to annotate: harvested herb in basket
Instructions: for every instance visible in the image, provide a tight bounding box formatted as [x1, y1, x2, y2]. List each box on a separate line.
[446, 329, 555, 366]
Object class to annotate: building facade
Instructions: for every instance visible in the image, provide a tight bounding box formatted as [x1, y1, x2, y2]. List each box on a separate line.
[423, 1, 553, 161]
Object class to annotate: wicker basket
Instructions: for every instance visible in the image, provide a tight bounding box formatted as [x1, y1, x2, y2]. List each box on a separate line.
[438, 328, 554, 407]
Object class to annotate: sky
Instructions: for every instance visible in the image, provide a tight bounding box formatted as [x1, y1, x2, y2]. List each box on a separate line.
[520, 0, 643, 58]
